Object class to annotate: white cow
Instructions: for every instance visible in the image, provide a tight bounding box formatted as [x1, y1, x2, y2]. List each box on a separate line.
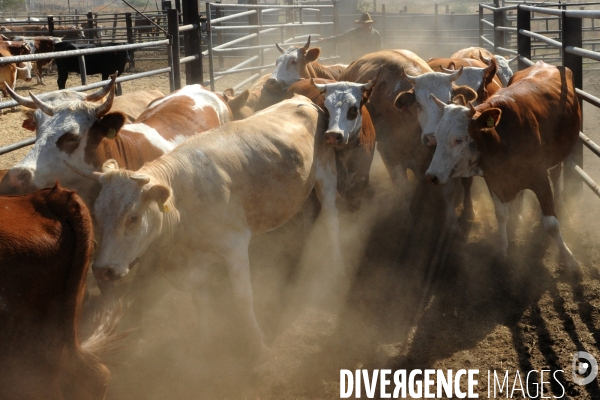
[67, 95, 341, 358]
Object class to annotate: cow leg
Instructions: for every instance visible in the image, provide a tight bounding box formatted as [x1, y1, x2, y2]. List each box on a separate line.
[443, 180, 462, 236]
[57, 71, 67, 90]
[462, 177, 474, 219]
[491, 192, 509, 257]
[221, 232, 268, 360]
[531, 176, 580, 272]
[549, 163, 569, 221]
[314, 156, 344, 272]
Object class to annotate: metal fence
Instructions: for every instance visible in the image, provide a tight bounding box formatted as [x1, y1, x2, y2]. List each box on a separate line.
[479, 1, 600, 203]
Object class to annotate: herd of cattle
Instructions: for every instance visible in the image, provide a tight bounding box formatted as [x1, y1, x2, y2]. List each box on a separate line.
[0, 14, 159, 101]
[0, 35, 582, 398]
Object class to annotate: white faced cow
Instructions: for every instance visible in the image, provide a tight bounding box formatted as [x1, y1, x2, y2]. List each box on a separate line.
[67, 95, 341, 359]
[310, 78, 375, 147]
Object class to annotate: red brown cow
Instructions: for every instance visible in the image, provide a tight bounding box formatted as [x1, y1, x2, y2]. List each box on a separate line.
[451, 46, 517, 88]
[426, 62, 581, 273]
[10, 36, 63, 85]
[284, 78, 376, 209]
[0, 183, 119, 399]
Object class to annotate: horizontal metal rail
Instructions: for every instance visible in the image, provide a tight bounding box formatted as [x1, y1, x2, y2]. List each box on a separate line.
[0, 137, 36, 156]
[579, 131, 600, 158]
[565, 10, 600, 19]
[519, 5, 564, 17]
[178, 24, 198, 33]
[208, 3, 333, 8]
[565, 46, 600, 63]
[518, 55, 535, 66]
[213, 38, 321, 53]
[180, 54, 199, 64]
[481, 4, 518, 12]
[481, 36, 494, 47]
[0, 39, 169, 64]
[212, 21, 332, 31]
[481, 19, 494, 28]
[496, 26, 517, 33]
[214, 63, 274, 76]
[0, 67, 171, 109]
[213, 55, 259, 83]
[577, 88, 600, 108]
[568, 160, 600, 198]
[211, 10, 257, 24]
[518, 29, 561, 49]
[233, 73, 261, 91]
[497, 46, 518, 55]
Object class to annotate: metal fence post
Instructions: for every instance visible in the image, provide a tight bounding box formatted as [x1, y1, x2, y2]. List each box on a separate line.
[493, 4, 506, 53]
[479, 4, 484, 48]
[47, 16, 54, 36]
[215, 6, 224, 70]
[125, 13, 135, 69]
[333, 0, 339, 58]
[175, 0, 182, 24]
[206, 1, 215, 91]
[167, 8, 181, 91]
[381, 4, 386, 48]
[183, 0, 202, 85]
[516, 5, 530, 71]
[86, 11, 94, 43]
[112, 13, 118, 41]
[563, 11, 583, 205]
[434, 4, 438, 50]
[248, 0, 259, 70]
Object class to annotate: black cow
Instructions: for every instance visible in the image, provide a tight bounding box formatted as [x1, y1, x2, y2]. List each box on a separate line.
[54, 42, 128, 94]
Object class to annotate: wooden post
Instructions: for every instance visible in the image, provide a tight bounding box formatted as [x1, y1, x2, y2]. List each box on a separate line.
[182, 0, 203, 85]
[168, 8, 181, 91]
[562, 11, 583, 205]
[125, 13, 135, 68]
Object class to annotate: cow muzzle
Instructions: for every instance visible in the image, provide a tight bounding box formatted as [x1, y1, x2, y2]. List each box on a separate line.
[7, 167, 34, 190]
[265, 78, 285, 93]
[423, 133, 437, 147]
[325, 130, 344, 146]
[93, 265, 127, 281]
[425, 173, 441, 185]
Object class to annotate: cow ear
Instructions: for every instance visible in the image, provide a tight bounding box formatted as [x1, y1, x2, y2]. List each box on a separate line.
[473, 108, 501, 130]
[102, 159, 119, 172]
[222, 88, 235, 99]
[451, 85, 477, 103]
[452, 94, 467, 107]
[305, 47, 321, 63]
[21, 110, 36, 131]
[394, 90, 415, 114]
[145, 184, 172, 213]
[227, 89, 250, 110]
[96, 112, 126, 139]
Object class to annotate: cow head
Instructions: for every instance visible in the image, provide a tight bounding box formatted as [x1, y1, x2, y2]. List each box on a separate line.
[16, 61, 33, 82]
[265, 36, 320, 93]
[66, 160, 173, 281]
[441, 55, 497, 104]
[2, 76, 126, 201]
[222, 88, 253, 120]
[311, 78, 375, 147]
[493, 54, 516, 87]
[425, 95, 492, 185]
[394, 66, 477, 146]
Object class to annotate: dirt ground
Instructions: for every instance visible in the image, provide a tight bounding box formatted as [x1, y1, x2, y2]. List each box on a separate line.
[3, 55, 600, 399]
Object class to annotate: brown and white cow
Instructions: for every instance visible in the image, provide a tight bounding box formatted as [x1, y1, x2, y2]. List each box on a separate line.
[2, 78, 228, 207]
[0, 47, 32, 103]
[283, 78, 376, 209]
[451, 47, 518, 88]
[0, 183, 122, 400]
[0, 39, 33, 83]
[10, 36, 63, 85]
[67, 95, 340, 360]
[426, 62, 580, 272]
[265, 35, 347, 93]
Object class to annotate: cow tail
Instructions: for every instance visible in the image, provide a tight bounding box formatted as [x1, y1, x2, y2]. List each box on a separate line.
[80, 300, 131, 360]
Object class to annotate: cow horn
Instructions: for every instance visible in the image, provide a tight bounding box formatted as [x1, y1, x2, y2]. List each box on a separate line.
[94, 83, 115, 118]
[86, 73, 117, 102]
[440, 63, 456, 74]
[29, 91, 55, 116]
[363, 78, 376, 91]
[130, 174, 150, 185]
[430, 94, 446, 110]
[302, 35, 311, 52]
[468, 102, 477, 117]
[399, 67, 417, 85]
[63, 160, 102, 182]
[310, 78, 327, 93]
[4, 82, 37, 109]
[447, 66, 463, 82]
[479, 50, 492, 66]
[275, 43, 285, 54]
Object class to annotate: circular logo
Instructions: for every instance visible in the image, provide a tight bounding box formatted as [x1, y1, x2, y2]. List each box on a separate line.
[572, 351, 598, 386]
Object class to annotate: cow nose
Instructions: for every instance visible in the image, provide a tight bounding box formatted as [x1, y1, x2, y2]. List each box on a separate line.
[423, 134, 437, 147]
[426, 173, 439, 185]
[8, 167, 33, 188]
[325, 130, 344, 146]
[93, 265, 120, 282]
[265, 78, 284, 92]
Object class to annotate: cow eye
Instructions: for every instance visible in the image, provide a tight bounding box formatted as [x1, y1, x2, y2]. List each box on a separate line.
[290, 60, 297, 65]
[454, 138, 464, 146]
[347, 106, 358, 120]
[127, 214, 138, 225]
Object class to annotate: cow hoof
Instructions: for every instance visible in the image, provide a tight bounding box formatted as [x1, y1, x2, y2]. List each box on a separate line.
[559, 256, 582, 280]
